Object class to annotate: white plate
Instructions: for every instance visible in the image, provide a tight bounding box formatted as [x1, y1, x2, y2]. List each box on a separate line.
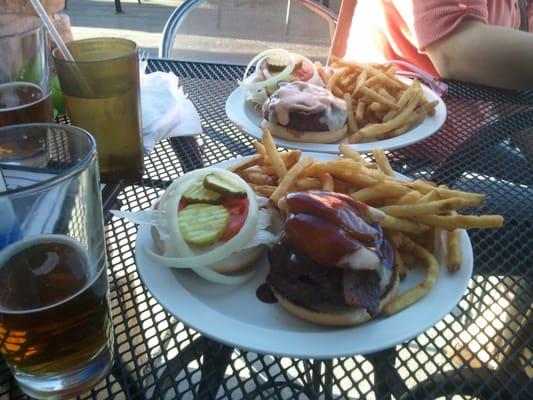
[225, 81, 447, 153]
[135, 153, 472, 359]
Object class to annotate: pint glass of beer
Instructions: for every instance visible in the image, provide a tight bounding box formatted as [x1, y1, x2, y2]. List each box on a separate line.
[53, 38, 144, 184]
[0, 124, 114, 399]
[0, 14, 53, 126]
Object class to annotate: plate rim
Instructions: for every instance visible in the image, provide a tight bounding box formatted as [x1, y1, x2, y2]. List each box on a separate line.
[225, 82, 447, 154]
[135, 153, 473, 359]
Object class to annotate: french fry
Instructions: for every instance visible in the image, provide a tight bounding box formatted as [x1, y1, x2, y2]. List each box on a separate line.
[359, 86, 398, 109]
[395, 249, 407, 281]
[379, 198, 468, 217]
[339, 144, 365, 163]
[227, 154, 263, 172]
[382, 80, 419, 122]
[253, 140, 267, 158]
[383, 236, 440, 315]
[378, 87, 395, 102]
[412, 214, 504, 230]
[250, 184, 277, 197]
[395, 191, 423, 204]
[369, 101, 384, 112]
[352, 69, 367, 95]
[447, 215, 462, 272]
[279, 150, 302, 169]
[270, 157, 314, 204]
[263, 130, 287, 179]
[379, 214, 429, 234]
[333, 178, 356, 194]
[344, 94, 358, 133]
[319, 173, 335, 191]
[406, 181, 485, 205]
[355, 102, 366, 125]
[417, 189, 440, 203]
[295, 177, 322, 191]
[351, 182, 409, 202]
[327, 67, 351, 93]
[373, 148, 394, 177]
[305, 161, 377, 188]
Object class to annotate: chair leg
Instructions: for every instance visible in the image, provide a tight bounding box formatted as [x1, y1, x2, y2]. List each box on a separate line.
[366, 347, 408, 399]
[115, 0, 123, 13]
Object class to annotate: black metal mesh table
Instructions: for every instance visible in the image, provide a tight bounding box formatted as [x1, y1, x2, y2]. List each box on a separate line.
[1, 60, 531, 399]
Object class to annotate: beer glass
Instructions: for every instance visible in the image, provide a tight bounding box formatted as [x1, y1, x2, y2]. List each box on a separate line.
[0, 123, 114, 399]
[53, 38, 144, 183]
[0, 14, 53, 126]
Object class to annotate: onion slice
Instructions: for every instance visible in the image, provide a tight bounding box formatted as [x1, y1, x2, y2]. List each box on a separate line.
[146, 168, 259, 270]
[193, 265, 257, 285]
[240, 49, 294, 92]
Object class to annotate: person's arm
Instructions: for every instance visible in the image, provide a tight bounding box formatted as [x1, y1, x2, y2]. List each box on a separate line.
[426, 19, 533, 89]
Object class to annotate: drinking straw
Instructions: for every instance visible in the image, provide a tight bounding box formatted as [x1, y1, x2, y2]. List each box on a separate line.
[29, 0, 95, 99]
[29, 0, 75, 62]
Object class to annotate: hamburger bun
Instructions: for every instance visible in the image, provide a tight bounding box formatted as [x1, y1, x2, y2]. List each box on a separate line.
[261, 120, 347, 144]
[261, 81, 348, 144]
[272, 265, 399, 327]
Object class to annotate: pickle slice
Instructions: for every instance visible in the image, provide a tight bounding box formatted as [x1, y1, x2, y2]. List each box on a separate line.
[266, 53, 303, 73]
[203, 173, 247, 198]
[179, 204, 229, 246]
[182, 181, 222, 204]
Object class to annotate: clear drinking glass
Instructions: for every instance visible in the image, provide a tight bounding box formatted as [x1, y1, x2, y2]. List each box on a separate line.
[53, 37, 144, 184]
[0, 123, 114, 399]
[0, 14, 53, 126]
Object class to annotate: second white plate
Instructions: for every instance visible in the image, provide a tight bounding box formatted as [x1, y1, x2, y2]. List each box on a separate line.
[226, 80, 447, 153]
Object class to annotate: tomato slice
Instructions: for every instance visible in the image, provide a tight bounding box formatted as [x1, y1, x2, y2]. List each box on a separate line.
[291, 59, 314, 82]
[219, 198, 249, 242]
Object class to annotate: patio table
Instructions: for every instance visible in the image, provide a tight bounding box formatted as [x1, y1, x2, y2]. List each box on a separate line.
[1, 59, 531, 399]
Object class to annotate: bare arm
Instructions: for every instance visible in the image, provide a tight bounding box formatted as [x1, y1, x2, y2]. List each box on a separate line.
[427, 20, 533, 89]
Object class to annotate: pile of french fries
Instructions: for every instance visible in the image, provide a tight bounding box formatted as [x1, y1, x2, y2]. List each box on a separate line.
[316, 58, 439, 144]
[229, 130, 504, 316]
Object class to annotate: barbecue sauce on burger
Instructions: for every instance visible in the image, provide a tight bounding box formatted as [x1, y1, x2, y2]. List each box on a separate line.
[266, 192, 394, 316]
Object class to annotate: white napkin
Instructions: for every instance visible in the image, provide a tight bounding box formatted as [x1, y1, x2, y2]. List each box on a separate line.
[140, 61, 202, 154]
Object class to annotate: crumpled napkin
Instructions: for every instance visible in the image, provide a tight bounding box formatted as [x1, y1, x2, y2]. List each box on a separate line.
[140, 61, 202, 154]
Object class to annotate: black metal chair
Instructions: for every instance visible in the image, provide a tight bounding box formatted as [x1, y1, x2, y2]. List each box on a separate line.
[158, 0, 337, 61]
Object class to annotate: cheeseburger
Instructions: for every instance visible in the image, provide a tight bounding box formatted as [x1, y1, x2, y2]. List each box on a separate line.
[261, 81, 348, 143]
[267, 191, 398, 326]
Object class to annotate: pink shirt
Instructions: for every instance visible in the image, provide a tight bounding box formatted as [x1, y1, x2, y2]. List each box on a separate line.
[346, 0, 533, 76]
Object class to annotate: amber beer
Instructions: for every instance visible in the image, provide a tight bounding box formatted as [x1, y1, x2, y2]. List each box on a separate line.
[0, 82, 53, 126]
[0, 235, 113, 379]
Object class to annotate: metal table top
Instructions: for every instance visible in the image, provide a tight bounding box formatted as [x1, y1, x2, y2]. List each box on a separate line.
[1, 59, 531, 399]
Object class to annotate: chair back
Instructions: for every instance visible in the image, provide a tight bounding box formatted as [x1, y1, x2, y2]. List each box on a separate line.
[159, 0, 338, 64]
[328, 0, 356, 61]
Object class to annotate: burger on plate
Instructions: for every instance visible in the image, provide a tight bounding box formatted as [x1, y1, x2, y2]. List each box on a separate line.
[240, 48, 324, 106]
[147, 168, 281, 285]
[267, 191, 398, 326]
[261, 81, 348, 143]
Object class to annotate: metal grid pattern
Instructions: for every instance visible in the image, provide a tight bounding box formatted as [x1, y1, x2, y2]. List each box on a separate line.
[1, 60, 531, 399]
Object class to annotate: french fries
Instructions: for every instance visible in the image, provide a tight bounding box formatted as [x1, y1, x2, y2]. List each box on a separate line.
[316, 59, 438, 143]
[263, 129, 287, 179]
[231, 131, 504, 316]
